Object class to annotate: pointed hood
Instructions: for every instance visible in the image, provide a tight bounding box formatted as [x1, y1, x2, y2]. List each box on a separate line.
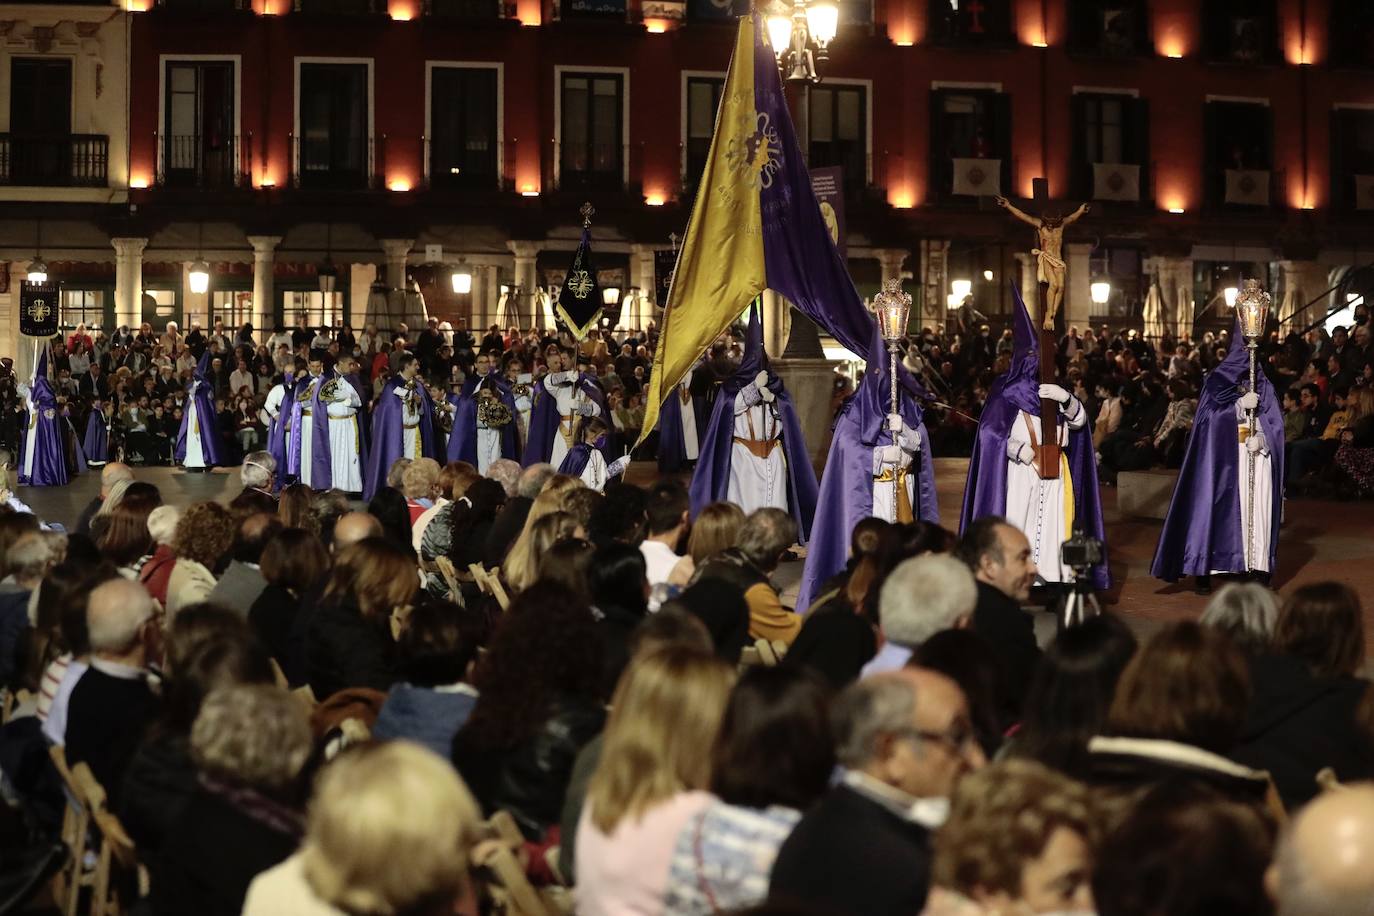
[1002, 285, 1042, 415]
[194, 350, 214, 386]
[31, 347, 55, 406]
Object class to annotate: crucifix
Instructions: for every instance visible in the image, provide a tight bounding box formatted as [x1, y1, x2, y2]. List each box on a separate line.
[995, 178, 1089, 480]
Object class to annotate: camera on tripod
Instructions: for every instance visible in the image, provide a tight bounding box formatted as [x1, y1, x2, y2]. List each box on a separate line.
[1061, 531, 1104, 570]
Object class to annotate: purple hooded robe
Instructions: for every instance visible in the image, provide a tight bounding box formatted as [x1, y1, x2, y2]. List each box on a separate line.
[287, 371, 334, 489]
[266, 371, 295, 491]
[82, 404, 111, 466]
[19, 349, 69, 487]
[689, 304, 818, 543]
[522, 371, 611, 467]
[175, 351, 227, 468]
[448, 371, 520, 465]
[1151, 319, 1284, 581]
[363, 374, 437, 501]
[796, 325, 940, 612]
[658, 369, 707, 473]
[958, 286, 1109, 590]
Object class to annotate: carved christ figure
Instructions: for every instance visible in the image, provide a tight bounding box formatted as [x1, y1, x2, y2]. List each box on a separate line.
[996, 196, 1090, 330]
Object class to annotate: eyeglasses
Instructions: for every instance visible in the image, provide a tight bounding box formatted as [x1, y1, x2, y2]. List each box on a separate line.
[898, 720, 976, 755]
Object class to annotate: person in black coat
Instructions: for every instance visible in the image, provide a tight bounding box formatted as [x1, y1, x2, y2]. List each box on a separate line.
[247, 529, 329, 688]
[770, 668, 985, 916]
[149, 684, 310, 916]
[588, 543, 649, 698]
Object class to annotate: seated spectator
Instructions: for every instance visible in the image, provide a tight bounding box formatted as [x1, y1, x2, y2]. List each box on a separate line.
[694, 508, 801, 645]
[209, 513, 282, 617]
[166, 502, 236, 617]
[277, 484, 315, 532]
[64, 579, 160, 808]
[367, 486, 417, 557]
[309, 490, 351, 549]
[1089, 621, 1269, 818]
[438, 477, 505, 575]
[670, 577, 752, 664]
[0, 533, 58, 685]
[248, 528, 329, 687]
[1271, 783, 1374, 916]
[861, 554, 976, 677]
[137, 505, 181, 604]
[670, 501, 745, 587]
[122, 610, 274, 853]
[373, 598, 486, 759]
[1004, 613, 1137, 780]
[451, 582, 606, 840]
[402, 458, 443, 527]
[38, 563, 119, 748]
[1091, 781, 1275, 916]
[770, 668, 985, 915]
[1199, 582, 1279, 655]
[483, 463, 555, 567]
[151, 684, 310, 916]
[639, 482, 690, 601]
[1282, 387, 1305, 443]
[923, 760, 1095, 915]
[502, 474, 583, 591]
[912, 629, 1007, 758]
[587, 481, 647, 548]
[1231, 582, 1374, 808]
[664, 667, 834, 914]
[97, 481, 163, 577]
[413, 461, 476, 555]
[575, 647, 735, 914]
[331, 511, 382, 553]
[303, 537, 414, 699]
[1334, 386, 1374, 495]
[589, 542, 651, 696]
[955, 517, 1042, 714]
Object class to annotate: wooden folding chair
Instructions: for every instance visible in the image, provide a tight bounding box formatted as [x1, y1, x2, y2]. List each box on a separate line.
[469, 810, 571, 915]
[47, 747, 94, 916]
[469, 564, 511, 611]
[70, 763, 147, 916]
[738, 645, 762, 670]
[2, 687, 33, 724]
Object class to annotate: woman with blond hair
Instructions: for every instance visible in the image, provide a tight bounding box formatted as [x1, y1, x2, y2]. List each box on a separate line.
[303, 537, 418, 699]
[575, 646, 735, 915]
[243, 741, 483, 916]
[668, 501, 745, 587]
[502, 473, 582, 590]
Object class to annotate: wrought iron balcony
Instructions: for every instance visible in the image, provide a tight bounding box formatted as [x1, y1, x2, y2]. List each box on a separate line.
[0, 133, 108, 187]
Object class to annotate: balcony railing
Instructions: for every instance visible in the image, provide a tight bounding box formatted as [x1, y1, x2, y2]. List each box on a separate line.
[423, 0, 512, 17]
[548, 140, 642, 192]
[424, 135, 505, 190]
[154, 0, 247, 10]
[155, 132, 251, 188]
[289, 133, 381, 189]
[0, 133, 108, 187]
[294, 0, 380, 12]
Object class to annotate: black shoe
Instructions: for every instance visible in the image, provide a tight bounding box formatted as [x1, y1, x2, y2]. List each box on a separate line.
[1194, 575, 1212, 596]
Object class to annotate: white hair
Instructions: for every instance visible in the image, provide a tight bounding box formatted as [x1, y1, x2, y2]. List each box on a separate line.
[7, 532, 56, 581]
[86, 579, 155, 653]
[241, 451, 277, 490]
[878, 554, 978, 648]
[147, 505, 182, 546]
[1200, 583, 1279, 652]
[832, 676, 917, 768]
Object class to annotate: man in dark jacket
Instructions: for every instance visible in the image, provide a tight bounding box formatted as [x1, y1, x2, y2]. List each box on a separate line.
[770, 668, 986, 915]
[0, 532, 55, 685]
[956, 517, 1042, 719]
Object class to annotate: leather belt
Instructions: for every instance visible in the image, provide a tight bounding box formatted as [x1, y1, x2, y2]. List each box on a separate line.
[403, 422, 419, 429]
[733, 436, 780, 460]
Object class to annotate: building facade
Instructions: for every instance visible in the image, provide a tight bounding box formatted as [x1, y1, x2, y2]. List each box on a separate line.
[2, 0, 1373, 359]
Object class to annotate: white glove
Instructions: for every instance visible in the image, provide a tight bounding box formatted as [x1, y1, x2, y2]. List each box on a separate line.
[759, 386, 776, 404]
[1038, 383, 1072, 405]
[898, 426, 922, 452]
[879, 444, 905, 465]
[576, 402, 596, 417]
[1008, 440, 1036, 465]
[741, 384, 763, 408]
[887, 413, 904, 434]
[1246, 431, 1268, 454]
[754, 371, 769, 390]
[607, 456, 631, 477]
[1239, 392, 1260, 411]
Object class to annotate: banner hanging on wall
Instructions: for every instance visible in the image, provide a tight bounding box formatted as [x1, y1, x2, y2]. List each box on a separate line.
[19, 281, 59, 339]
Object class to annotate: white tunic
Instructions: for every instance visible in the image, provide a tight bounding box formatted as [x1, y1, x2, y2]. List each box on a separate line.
[726, 385, 788, 516]
[182, 381, 208, 469]
[543, 372, 600, 470]
[578, 447, 611, 492]
[297, 376, 321, 487]
[397, 382, 424, 460]
[1228, 402, 1273, 574]
[871, 429, 920, 524]
[18, 384, 36, 478]
[260, 383, 287, 430]
[678, 369, 700, 462]
[326, 381, 364, 493]
[513, 375, 534, 443]
[1004, 399, 1087, 583]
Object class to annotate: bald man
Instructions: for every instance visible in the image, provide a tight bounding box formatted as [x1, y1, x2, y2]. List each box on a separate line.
[77, 461, 133, 538]
[333, 511, 383, 552]
[1271, 784, 1374, 915]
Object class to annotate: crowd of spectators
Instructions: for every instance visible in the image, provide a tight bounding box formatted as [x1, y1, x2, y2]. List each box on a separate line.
[0, 436, 1367, 914]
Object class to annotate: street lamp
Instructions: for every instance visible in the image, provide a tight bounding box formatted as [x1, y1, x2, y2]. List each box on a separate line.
[602, 286, 621, 306]
[1223, 286, 1239, 308]
[1234, 278, 1271, 573]
[869, 278, 912, 521]
[26, 258, 48, 284]
[451, 268, 472, 295]
[766, 0, 838, 83]
[316, 260, 338, 295]
[189, 259, 211, 295]
[1090, 281, 1111, 305]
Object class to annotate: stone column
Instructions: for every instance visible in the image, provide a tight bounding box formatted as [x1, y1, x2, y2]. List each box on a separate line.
[919, 240, 950, 330]
[1277, 260, 1332, 326]
[1014, 252, 1038, 315]
[1064, 242, 1093, 329]
[112, 238, 148, 332]
[246, 236, 281, 333]
[507, 241, 541, 330]
[1145, 255, 1195, 338]
[378, 239, 418, 329]
[485, 264, 501, 330]
[761, 290, 791, 360]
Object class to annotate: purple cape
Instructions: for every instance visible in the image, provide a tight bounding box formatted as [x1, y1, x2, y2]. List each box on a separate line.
[658, 375, 707, 472]
[175, 351, 227, 467]
[287, 372, 335, 489]
[522, 372, 611, 467]
[266, 373, 295, 490]
[448, 372, 520, 465]
[363, 375, 437, 501]
[558, 441, 593, 478]
[19, 351, 68, 487]
[82, 407, 110, 465]
[958, 286, 1109, 590]
[63, 410, 88, 475]
[796, 326, 940, 612]
[1151, 319, 1285, 580]
[689, 304, 818, 542]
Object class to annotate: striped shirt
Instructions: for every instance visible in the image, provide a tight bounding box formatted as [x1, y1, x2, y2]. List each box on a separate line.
[663, 803, 800, 916]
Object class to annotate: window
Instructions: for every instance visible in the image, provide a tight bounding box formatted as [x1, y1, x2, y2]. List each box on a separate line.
[60, 290, 108, 333]
[296, 62, 370, 189]
[684, 77, 723, 191]
[926, 0, 1013, 47]
[1071, 93, 1149, 203]
[141, 287, 181, 329]
[1066, 0, 1149, 57]
[213, 290, 254, 329]
[295, 0, 377, 13]
[428, 0, 500, 16]
[1331, 108, 1374, 212]
[559, 72, 624, 190]
[807, 83, 868, 192]
[283, 290, 344, 329]
[1087, 247, 1144, 318]
[685, 0, 747, 20]
[163, 61, 236, 187]
[1330, 0, 1374, 68]
[7, 58, 79, 187]
[929, 88, 1011, 201]
[430, 67, 498, 189]
[1202, 0, 1279, 64]
[1204, 100, 1272, 208]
